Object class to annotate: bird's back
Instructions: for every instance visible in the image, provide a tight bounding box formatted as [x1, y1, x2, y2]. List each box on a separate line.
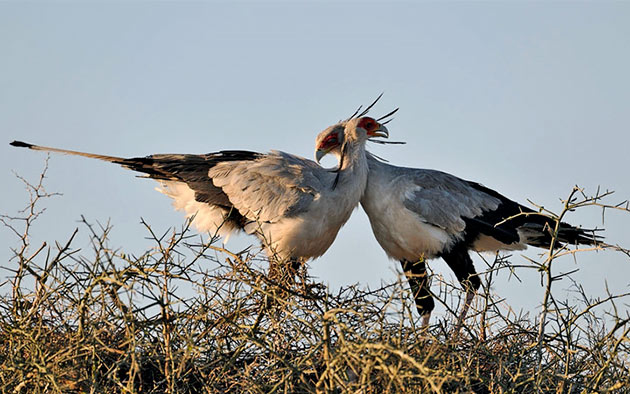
[362, 153, 601, 261]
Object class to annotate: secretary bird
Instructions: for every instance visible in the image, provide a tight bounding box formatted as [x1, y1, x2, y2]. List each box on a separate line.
[317, 128, 601, 332]
[9, 113, 389, 276]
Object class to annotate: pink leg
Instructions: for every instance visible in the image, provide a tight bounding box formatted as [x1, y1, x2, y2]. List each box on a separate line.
[453, 289, 475, 339]
[421, 313, 431, 330]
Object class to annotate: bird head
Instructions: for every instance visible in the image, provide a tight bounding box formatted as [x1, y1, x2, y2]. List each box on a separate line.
[314, 124, 344, 164]
[350, 116, 390, 141]
[315, 117, 388, 164]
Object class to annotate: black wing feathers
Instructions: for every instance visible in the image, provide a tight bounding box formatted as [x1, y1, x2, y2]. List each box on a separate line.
[124, 150, 260, 197]
[116, 150, 261, 182]
[464, 181, 601, 248]
[118, 150, 262, 230]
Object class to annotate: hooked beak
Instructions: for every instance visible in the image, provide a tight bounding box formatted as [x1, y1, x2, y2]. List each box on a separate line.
[368, 123, 389, 138]
[315, 147, 332, 164]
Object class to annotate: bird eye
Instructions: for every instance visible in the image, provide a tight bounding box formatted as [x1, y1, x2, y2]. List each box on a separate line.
[358, 117, 376, 131]
[318, 133, 339, 150]
[324, 135, 338, 145]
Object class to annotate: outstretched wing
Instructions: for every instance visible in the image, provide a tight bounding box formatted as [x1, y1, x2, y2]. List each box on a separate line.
[10, 141, 338, 238]
[9, 141, 262, 233]
[113, 150, 262, 209]
[9, 140, 261, 210]
[10, 140, 329, 224]
[210, 150, 329, 223]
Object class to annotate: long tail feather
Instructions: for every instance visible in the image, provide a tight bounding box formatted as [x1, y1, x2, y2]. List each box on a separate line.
[10, 140, 253, 235]
[10, 140, 127, 164]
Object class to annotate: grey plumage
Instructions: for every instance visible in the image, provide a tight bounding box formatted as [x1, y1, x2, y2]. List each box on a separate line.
[9, 116, 389, 267]
[361, 152, 602, 329]
[316, 126, 601, 329]
[400, 168, 502, 235]
[210, 151, 326, 222]
[363, 153, 601, 256]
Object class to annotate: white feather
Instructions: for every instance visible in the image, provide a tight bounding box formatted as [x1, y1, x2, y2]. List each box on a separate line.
[156, 181, 238, 240]
[362, 169, 452, 260]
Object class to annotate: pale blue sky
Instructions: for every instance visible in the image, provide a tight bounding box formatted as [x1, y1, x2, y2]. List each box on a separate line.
[2, 2, 629, 321]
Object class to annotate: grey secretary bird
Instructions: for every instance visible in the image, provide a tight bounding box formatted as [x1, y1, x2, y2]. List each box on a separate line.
[317, 130, 601, 331]
[9, 115, 389, 274]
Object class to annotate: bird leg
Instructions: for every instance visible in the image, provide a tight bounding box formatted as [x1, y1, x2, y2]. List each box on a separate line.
[292, 258, 315, 296]
[421, 313, 431, 330]
[264, 258, 300, 313]
[291, 258, 306, 283]
[453, 287, 476, 338]
[441, 246, 481, 339]
[268, 257, 301, 285]
[401, 258, 434, 330]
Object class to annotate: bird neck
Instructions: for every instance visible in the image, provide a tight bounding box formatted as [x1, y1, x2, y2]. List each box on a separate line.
[335, 141, 368, 189]
[341, 140, 367, 168]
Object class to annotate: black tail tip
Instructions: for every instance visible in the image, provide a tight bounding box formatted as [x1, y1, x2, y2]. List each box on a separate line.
[10, 140, 33, 148]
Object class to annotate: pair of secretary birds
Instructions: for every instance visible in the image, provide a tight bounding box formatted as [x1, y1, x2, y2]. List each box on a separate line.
[10, 98, 601, 334]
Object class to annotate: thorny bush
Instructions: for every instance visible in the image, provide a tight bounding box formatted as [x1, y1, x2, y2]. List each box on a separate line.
[1, 163, 629, 393]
